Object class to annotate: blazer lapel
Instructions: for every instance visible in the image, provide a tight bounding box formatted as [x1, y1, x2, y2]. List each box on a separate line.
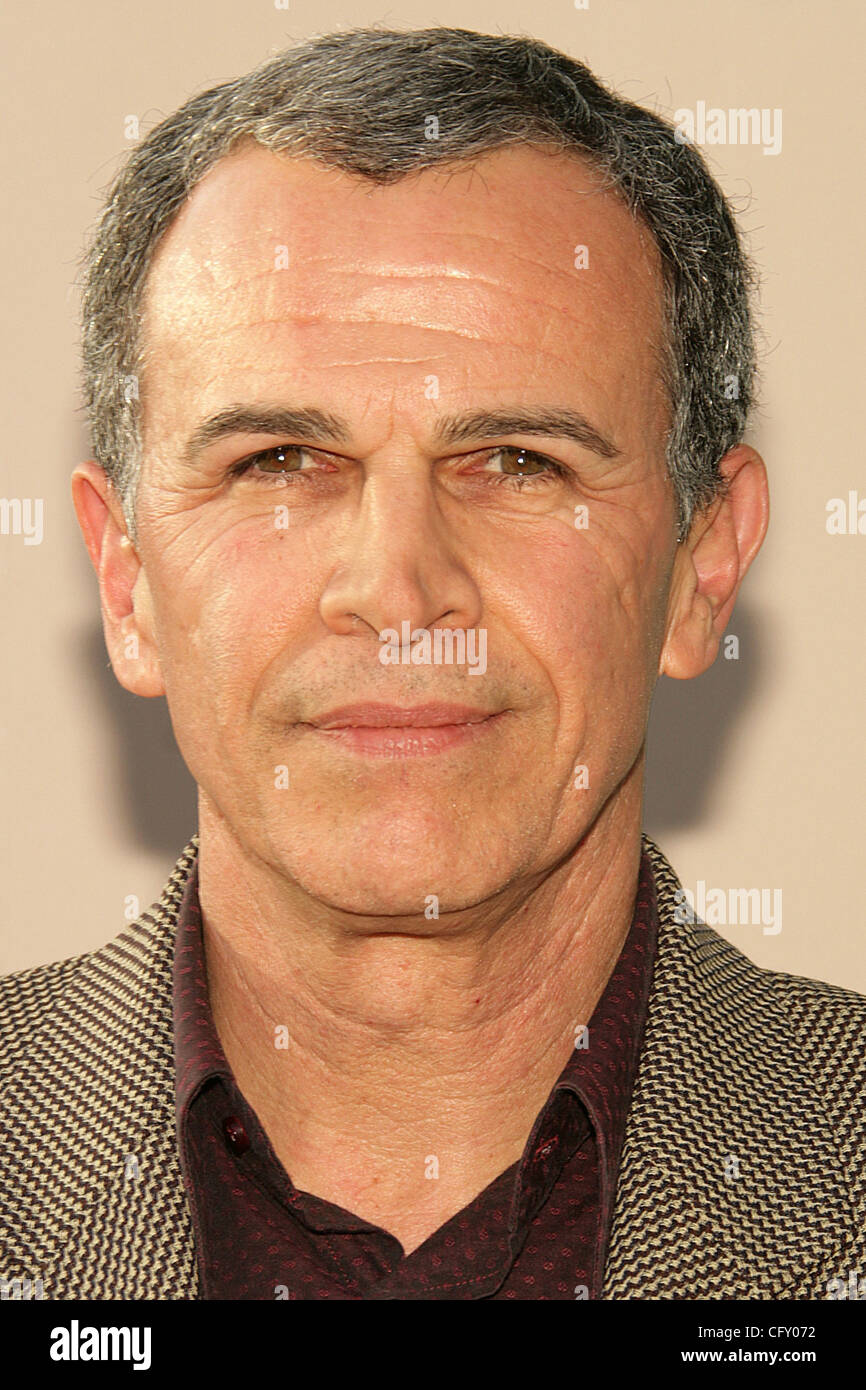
[0, 839, 201, 1299]
[603, 836, 858, 1299]
[3, 831, 858, 1299]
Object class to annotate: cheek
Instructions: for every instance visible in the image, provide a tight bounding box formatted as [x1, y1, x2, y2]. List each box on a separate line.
[147, 522, 319, 725]
[499, 523, 661, 742]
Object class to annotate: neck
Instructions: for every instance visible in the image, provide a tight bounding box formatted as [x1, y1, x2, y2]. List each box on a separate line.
[197, 769, 645, 1253]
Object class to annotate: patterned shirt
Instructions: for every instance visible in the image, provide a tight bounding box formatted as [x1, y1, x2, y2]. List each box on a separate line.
[173, 847, 658, 1299]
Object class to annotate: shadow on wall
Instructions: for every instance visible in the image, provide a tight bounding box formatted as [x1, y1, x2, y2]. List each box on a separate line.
[79, 622, 198, 857]
[644, 599, 768, 835]
[75, 595, 767, 858]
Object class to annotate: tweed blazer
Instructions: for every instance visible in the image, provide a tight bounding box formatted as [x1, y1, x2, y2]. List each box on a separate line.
[1, 834, 864, 1300]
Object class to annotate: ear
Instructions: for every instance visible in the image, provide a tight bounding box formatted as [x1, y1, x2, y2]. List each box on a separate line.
[71, 460, 165, 697]
[659, 444, 769, 679]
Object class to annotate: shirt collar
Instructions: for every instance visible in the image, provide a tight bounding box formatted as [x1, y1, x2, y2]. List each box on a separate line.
[173, 842, 658, 1230]
[509, 845, 659, 1231]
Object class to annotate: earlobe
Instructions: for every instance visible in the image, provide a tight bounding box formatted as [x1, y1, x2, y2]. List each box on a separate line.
[658, 584, 717, 679]
[119, 566, 166, 697]
[71, 462, 165, 698]
[657, 444, 769, 681]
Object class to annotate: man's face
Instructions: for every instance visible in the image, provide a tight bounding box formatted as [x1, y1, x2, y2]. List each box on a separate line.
[132, 141, 676, 913]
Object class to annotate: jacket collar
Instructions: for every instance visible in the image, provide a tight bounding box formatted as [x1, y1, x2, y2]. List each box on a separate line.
[603, 837, 856, 1298]
[0, 839, 200, 1298]
[1, 834, 854, 1298]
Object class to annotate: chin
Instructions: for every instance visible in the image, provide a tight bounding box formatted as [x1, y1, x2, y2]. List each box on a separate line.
[274, 832, 515, 919]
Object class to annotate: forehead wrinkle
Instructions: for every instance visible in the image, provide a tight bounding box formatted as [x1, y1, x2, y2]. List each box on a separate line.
[149, 141, 664, 302]
[150, 216, 657, 294]
[152, 243, 640, 300]
[145, 216, 665, 355]
[138, 153, 670, 449]
[149, 256, 601, 311]
[145, 253, 664, 371]
[138, 316, 665, 433]
[143, 277, 640, 357]
[318, 225, 662, 292]
[322, 356, 453, 367]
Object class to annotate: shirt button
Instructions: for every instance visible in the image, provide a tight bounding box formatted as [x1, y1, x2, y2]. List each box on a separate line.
[533, 1135, 559, 1162]
[223, 1115, 250, 1155]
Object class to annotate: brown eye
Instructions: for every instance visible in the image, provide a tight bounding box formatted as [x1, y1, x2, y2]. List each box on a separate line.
[479, 447, 568, 485]
[241, 445, 306, 473]
[231, 445, 320, 484]
[496, 448, 550, 475]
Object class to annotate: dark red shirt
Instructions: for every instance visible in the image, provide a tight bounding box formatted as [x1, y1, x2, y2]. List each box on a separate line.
[173, 847, 658, 1299]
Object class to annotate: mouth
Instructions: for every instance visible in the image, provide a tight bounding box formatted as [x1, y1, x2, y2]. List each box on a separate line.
[301, 702, 508, 757]
[309, 702, 499, 729]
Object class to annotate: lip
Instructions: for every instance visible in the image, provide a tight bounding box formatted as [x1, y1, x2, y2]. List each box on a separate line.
[307, 702, 499, 729]
[301, 702, 508, 758]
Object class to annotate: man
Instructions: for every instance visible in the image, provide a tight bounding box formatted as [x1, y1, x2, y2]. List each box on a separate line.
[1, 26, 863, 1301]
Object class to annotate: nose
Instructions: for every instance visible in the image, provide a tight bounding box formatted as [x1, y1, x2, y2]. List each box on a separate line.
[318, 464, 483, 644]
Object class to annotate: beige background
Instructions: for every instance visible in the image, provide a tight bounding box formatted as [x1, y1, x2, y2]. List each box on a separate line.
[1, 0, 864, 988]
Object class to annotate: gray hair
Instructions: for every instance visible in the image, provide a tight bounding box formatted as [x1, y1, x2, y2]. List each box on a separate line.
[81, 25, 758, 543]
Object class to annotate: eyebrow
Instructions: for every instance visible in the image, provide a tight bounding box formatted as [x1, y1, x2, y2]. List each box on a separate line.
[184, 407, 351, 465]
[433, 408, 619, 460]
[183, 403, 620, 465]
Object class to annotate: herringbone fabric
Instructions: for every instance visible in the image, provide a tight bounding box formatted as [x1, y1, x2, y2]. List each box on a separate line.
[1, 835, 863, 1300]
[602, 845, 866, 1299]
[0, 841, 200, 1300]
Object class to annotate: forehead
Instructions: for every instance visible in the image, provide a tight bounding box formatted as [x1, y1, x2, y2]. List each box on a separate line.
[139, 140, 667, 423]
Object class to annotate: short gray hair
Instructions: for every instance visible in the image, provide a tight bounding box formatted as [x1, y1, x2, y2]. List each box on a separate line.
[81, 25, 758, 543]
